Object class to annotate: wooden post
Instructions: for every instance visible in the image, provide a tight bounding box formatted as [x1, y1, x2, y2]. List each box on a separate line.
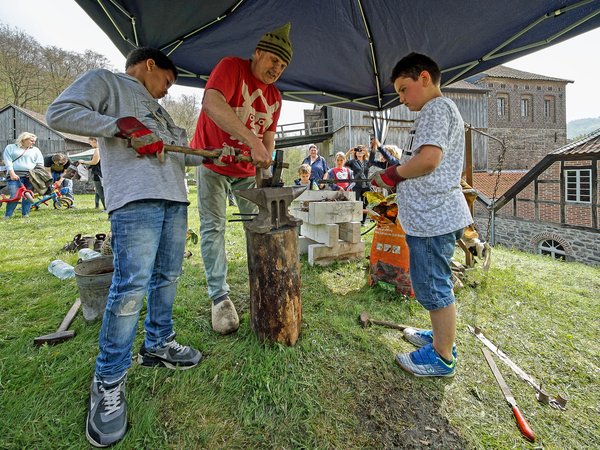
[464, 127, 473, 268]
[246, 227, 302, 346]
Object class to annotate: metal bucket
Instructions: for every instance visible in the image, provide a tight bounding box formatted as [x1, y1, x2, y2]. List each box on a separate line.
[74, 255, 113, 322]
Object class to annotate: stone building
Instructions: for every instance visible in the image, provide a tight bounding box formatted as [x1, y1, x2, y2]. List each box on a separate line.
[308, 65, 571, 173]
[467, 65, 572, 171]
[474, 129, 600, 266]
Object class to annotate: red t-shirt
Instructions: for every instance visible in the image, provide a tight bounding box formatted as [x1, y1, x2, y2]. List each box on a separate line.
[190, 57, 282, 177]
[329, 167, 352, 191]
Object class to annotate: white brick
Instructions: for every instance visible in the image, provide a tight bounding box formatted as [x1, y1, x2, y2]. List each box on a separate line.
[293, 201, 362, 225]
[308, 241, 366, 266]
[300, 223, 339, 247]
[293, 190, 354, 205]
[298, 236, 317, 255]
[338, 222, 361, 243]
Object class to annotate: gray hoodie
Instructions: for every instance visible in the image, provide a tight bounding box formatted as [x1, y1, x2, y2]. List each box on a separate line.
[46, 68, 202, 213]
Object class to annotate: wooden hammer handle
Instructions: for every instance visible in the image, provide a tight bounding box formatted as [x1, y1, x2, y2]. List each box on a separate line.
[371, 319, 409, 331]
[58, 299, 81, 332]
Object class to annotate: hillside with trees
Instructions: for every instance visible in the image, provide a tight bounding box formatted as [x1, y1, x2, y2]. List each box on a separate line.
[0, 23, 200, 139]
[567, 117, 600, 140]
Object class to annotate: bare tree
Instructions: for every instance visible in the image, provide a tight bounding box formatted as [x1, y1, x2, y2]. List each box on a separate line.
[0, 24, 45, 108]
[161, 93, 202, 142]
[39, 46, 112, 100]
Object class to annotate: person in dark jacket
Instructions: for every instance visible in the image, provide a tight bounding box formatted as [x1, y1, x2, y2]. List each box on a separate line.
[345, 145, 370, 224]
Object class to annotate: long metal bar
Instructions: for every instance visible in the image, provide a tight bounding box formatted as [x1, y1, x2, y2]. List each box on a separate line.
[468, 325, 568, 410]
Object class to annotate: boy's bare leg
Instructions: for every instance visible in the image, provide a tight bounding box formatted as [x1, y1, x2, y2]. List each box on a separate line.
[430, 303, 456, 361]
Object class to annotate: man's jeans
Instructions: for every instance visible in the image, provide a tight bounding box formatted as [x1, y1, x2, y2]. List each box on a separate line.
[95, 200, 187, 382]
[5, 177, 33, 217]
[196, 164, 256, 300]
[51, 172, 74, 200]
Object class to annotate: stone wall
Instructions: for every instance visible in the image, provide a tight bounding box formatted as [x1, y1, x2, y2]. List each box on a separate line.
[475, 214, 600, 266]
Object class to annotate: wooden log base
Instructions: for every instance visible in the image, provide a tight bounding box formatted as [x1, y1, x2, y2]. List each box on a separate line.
[246, 227, 302, 346]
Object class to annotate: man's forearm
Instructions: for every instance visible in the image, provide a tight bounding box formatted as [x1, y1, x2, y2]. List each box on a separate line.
[203, 90, 261, 148]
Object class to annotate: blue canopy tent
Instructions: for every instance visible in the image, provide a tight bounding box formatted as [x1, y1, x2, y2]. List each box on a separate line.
[75, 0, 600, 112]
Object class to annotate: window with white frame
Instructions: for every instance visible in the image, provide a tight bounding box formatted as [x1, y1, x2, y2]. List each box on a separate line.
[497, 96, 506, 116]
[538, 240, 566, 260]
[565, 169, 591, 203]
[520, 97, 531, 117]
[544, 96, 555, 121]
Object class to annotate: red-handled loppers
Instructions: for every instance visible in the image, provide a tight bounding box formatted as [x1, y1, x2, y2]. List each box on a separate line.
[482, 347, 536, 442]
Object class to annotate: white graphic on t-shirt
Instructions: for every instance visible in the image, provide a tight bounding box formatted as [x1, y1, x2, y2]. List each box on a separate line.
[231, 82, 280, 141]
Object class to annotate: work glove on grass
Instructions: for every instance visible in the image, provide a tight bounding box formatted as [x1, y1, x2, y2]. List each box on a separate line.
[116, 117, 163, 157]
[370, 164, 406, 190]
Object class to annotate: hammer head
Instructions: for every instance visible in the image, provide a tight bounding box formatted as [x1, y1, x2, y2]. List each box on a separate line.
[359, 311, 371, 328]
[34, 330, 75, 347]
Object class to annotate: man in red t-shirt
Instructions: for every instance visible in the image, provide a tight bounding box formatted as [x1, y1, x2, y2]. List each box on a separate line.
[190, 23, 292, 335]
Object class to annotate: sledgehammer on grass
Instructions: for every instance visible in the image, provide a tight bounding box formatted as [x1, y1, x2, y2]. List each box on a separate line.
[359, 311, 410, 331]
[34, 298, 81, 346]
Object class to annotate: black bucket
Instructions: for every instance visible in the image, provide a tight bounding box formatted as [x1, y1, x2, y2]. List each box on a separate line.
[74, 255, 113, 322]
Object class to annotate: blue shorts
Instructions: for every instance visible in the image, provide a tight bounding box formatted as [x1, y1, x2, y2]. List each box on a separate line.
[406, 229, 463, 311]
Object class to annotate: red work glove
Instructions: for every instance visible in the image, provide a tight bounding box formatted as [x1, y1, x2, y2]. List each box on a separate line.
[370, 164, 406, 190]
[116, 117, 163, 156]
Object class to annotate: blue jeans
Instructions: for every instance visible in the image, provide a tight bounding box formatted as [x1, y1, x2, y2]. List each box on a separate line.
[95, 200, 187, 382]
[51, 172, 74, 200]
[406, 229, 463, 311]
[5, 177, 33, 217]
[196, 165, 256, 300]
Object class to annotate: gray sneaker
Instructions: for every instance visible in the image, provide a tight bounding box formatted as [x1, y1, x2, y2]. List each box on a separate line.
[138, 333, 202, 370]
[86, 374, 127, 447]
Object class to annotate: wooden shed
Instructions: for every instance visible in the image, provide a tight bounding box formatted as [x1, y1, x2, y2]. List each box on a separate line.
[0, 103, 90, 158]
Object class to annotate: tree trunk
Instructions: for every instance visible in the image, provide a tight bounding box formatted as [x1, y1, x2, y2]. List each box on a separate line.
[246, 227, 302, 346]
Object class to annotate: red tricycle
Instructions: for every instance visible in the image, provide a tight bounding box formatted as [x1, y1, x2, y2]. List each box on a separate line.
[0, 182, 35, 208]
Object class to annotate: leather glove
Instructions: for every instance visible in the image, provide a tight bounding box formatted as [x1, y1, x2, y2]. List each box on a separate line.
[214, 144, 237, 166]
[116, 117, 163, 157]
[370, 164, 406, 190]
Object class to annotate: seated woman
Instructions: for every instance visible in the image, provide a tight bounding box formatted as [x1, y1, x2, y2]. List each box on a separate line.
[326, 152, 352, 191]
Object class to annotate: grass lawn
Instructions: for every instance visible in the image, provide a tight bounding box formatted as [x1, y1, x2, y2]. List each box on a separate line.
[0, 188, 599, 449]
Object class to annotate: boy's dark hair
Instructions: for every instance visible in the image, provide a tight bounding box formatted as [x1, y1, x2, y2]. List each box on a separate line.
[125, 47, 178, 80]
[390, 52, 441, 85]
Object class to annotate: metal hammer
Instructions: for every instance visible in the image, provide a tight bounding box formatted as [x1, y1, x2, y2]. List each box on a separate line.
[359, 311, 410, 331]
[34, 298, 81, 346]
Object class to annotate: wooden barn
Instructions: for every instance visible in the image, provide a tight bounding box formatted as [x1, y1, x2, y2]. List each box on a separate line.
[0, 103, 90, 157]
[474, 128, 600, 266]
[322, 79, 490, 169]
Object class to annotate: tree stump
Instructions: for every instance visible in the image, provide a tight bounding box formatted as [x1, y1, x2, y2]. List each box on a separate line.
[246, 227, 302, 346]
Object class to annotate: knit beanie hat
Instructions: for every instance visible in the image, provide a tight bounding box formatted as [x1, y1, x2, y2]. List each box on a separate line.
[256, 22, 293, 65]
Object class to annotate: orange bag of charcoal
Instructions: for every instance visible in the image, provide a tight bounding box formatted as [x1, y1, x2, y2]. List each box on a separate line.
[365, 192, 413, 297]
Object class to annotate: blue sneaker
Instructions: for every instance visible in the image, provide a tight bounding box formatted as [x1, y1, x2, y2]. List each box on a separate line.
[395, 343, 456, 377]
[403, 327, 457, 358]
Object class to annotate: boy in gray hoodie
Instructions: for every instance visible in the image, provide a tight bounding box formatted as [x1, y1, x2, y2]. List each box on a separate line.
[47, 47, 203, 447]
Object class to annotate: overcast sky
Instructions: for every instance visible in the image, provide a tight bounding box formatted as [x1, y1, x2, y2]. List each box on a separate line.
[1, 0, 599, 123]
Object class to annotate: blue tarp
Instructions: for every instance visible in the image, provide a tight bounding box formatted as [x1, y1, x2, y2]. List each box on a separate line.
[75, 0, 600, 111]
